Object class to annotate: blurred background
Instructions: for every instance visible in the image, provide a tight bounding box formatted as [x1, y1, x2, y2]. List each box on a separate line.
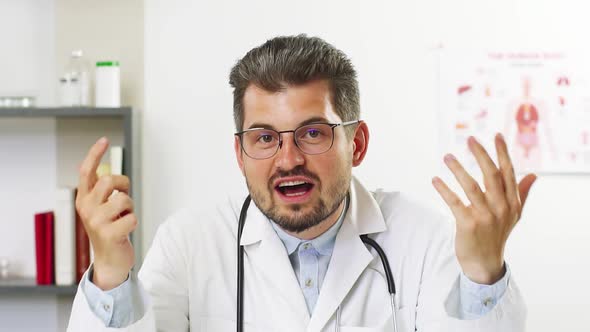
[1, 0, 589, 331]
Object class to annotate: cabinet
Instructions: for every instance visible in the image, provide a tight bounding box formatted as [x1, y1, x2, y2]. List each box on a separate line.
[0, 107, 139, 296]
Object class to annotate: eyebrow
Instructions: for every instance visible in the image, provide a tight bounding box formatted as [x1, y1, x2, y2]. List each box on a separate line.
[247, 116, 330, 130]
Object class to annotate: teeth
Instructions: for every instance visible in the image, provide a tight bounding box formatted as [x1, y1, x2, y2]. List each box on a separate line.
[278, 180, 307, 187]
[285, 191, 306, 197]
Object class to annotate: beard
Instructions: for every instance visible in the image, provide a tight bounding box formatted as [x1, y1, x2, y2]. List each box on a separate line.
[246, 165, 351, 234]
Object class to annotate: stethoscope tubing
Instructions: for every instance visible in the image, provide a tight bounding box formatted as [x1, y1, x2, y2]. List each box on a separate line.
[237, 195, 251, 332]
[236, 195, 398, 332]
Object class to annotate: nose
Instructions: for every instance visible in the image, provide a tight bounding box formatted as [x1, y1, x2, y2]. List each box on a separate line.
[274, 132, 305, 170]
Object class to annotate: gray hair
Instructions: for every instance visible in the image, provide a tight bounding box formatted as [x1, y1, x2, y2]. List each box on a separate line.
[229, 34, 360, 133]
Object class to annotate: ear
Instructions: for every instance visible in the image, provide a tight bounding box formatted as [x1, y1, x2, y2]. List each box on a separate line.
[234, 135, 246, 176]
[351, 121, 369, 167]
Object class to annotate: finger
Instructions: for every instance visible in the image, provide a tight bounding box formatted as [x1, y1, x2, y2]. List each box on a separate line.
[78, 137, 109, 196]
[100, 192, 134, 221]
[110, 213, 139, 240]
[468, 136, 506, 207]
[432, 176, 469, 219]
[443, 154, 488, 210]
[90, 175, 131, 204]
[495, 133, 519, 210]
[518, 173, 537, 211]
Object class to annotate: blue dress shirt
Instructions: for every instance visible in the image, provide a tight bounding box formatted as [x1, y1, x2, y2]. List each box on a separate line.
[268, 198, 346, 314]
[81, 266, 135, 327]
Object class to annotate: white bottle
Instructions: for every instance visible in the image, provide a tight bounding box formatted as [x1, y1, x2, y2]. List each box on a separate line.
[95, 61, 121, 107]
[63, 50, 90, 106]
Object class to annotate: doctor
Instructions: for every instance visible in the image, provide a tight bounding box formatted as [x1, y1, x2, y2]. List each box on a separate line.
[68, 35, 535, 331]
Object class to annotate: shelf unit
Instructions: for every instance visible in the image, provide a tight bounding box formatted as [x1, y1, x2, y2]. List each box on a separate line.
[0, 106, 138, 296]
[0, 278, 77, 296]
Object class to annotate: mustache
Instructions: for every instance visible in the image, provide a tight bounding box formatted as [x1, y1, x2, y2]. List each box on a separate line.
[269, 166, 320, 187]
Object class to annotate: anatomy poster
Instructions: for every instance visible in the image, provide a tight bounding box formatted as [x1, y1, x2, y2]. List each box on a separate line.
[438, 50, 590, 174]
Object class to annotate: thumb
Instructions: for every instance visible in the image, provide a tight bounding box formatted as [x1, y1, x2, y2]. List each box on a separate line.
[518, 173, 537, 208]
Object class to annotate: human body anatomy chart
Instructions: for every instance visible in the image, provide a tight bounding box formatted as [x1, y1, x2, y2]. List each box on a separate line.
[438, 50, 590, 174]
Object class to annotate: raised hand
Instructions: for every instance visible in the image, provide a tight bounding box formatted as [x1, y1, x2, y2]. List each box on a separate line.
[75, 137, 138, 290]
[432, 133, 537, 284]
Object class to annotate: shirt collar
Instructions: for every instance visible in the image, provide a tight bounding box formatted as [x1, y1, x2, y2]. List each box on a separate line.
[270, 194, 349, 256]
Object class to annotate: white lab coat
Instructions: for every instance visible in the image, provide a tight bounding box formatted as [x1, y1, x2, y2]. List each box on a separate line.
[67, 177, 526, 332]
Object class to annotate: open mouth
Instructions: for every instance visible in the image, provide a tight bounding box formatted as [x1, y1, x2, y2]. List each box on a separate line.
[274, 180, 315, 198]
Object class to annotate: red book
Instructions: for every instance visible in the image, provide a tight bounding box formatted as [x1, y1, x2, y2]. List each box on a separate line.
[74, 189, 90, 283]
[34, 211, 55, 285]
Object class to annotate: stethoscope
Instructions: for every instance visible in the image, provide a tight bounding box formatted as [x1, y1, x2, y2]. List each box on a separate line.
[236, 195, 399, 332]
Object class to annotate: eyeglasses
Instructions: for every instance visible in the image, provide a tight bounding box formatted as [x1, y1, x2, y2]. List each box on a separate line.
[235, 120, 360, 160]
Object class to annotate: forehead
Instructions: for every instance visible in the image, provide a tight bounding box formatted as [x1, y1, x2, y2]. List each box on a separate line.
[242, 79, 342, 130]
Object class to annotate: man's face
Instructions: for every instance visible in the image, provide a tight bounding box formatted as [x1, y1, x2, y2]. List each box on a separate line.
[234, 80, 355, 234]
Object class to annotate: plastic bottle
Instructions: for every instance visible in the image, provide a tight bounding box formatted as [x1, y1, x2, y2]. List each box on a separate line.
[63, 50, 90, 106]
[58, 76, 71, 106]
[95, 61, 121, 107]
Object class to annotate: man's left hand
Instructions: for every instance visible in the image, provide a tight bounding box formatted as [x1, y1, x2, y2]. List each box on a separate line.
[432, 133, 537, 284]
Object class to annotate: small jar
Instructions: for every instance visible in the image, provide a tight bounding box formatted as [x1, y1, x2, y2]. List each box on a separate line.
[95, 61, 121, 107]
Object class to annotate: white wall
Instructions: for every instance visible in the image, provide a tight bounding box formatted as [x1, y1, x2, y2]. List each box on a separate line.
[0, 0, 55, 105]
[144, 0, 590, 331]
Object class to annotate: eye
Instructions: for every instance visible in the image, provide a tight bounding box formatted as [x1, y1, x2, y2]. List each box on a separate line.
[297, 125, 330, 143]
[306, 129, 321, 138]
[254, 131, 277, 145]
[259, 134, 274, 143]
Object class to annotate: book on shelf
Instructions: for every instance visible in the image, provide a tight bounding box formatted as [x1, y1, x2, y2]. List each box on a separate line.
[55, 187, 76, 286]
[110, 146, 123, 176]
[109, 145, 132, 244]
[74, 188, 90, 283]
[96, 163, 111, 179]
[34, 211, 54, 285]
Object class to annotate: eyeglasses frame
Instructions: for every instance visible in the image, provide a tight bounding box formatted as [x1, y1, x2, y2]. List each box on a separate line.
[235, 120, 361, 160]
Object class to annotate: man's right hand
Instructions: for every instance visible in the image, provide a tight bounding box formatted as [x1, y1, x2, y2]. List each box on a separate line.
[76, 137, 138, 290]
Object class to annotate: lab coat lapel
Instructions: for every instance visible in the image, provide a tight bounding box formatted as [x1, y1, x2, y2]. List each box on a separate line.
[239, 199, 311, 325]
[307, 177, 387, 331]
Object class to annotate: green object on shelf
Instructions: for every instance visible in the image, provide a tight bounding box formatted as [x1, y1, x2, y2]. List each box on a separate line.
[96, 61, 120, 67]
